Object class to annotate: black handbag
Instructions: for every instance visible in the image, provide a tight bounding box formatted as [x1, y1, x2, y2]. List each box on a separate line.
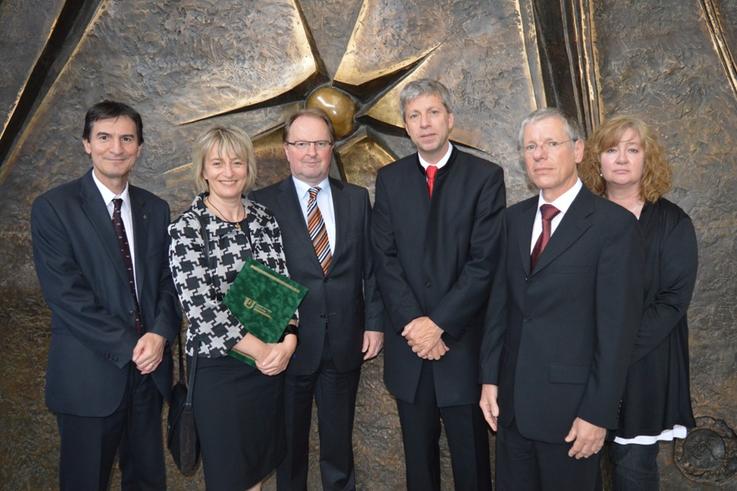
[167, 333, 200, 475]
[168, 213, 212, 475]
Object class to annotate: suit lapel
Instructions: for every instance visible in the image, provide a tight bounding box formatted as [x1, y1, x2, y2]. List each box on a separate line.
[130, 186, 148, 299]
[515, 198, 537, 277]
[328, 178, 347, 272]
[276, 178, 324, 273]
[531, 186, 594, 274]
[79, 170, 129, 286]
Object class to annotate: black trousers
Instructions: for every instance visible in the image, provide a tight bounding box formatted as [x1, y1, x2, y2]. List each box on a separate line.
[396, 361, 492, 491]
[610, 442, 660, 491]
[56, 365, 165, 491]
[496, 418, 601, 491]
[277, 345, 361, 491]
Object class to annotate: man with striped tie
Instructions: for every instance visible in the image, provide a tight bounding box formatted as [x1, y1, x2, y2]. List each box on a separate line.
[252, 108, 383, 491]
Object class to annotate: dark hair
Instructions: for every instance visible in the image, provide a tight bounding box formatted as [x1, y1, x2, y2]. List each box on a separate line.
[83, 100, 144, 144]
[282, 108, 335, 144]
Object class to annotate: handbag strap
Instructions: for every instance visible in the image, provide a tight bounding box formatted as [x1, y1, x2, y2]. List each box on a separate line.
[176, 332, 186, 384]
[183, 211, 213, 407]
[184, 338, 199, 407]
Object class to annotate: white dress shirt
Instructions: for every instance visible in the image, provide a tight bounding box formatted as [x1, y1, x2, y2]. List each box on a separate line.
[418, 142, 453, 172]
[292, 176, 336, 252]
[92, 170, 138, 297]
[530, 178, 583, 253]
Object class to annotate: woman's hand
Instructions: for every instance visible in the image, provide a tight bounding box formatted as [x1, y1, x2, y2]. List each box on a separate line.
[256, 334, 297, 376]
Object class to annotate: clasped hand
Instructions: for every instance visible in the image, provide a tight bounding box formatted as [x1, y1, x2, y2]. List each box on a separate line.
[255, 335, 297, 376]
[402, 316, 448, 360]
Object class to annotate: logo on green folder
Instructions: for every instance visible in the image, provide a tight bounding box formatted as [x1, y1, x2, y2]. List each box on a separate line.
[243, 296, 273, 320]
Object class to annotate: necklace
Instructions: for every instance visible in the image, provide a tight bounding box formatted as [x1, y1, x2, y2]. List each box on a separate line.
[205, 196, 245, 229]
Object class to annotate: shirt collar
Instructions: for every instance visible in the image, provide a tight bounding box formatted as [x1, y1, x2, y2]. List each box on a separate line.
[92, 169, 130, 206]
[536, 177, 582, 214]
[292, 175, 331, 200]
[418, 142, 453, 171]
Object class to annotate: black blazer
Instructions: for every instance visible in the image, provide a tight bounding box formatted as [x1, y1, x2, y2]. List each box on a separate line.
[31, 169, 181, 417]
[372, 148, 505, 407]
[252, 177, 383, 375]
[617, 198, 697, 438]
[481, 185, 644, 443]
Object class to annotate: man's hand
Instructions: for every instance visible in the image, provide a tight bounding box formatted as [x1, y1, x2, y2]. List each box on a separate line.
[564, 417, 606, 459]
[423, 339, 449, 360]
[362, 331, 384, 360]
[132, 333, 166, 375]
[402, 316, 444, 358]
[256, 334, 297, 376]
[479, 384, 500, 431]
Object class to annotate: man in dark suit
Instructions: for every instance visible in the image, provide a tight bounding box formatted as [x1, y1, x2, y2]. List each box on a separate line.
[479, 108, 644, 490]
[31, 101, 180, 490]
[372, 79, 505, 490]
[252, 108, 383, 491]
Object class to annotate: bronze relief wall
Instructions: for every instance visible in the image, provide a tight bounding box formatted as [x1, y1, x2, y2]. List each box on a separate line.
[0, 0, 735, 489]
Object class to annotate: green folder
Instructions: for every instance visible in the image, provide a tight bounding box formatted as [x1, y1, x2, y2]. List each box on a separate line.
[223, 259, 308, 366]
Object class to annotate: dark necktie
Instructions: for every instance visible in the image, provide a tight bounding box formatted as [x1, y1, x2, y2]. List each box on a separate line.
[307, 187, 332, 275]
[112, 198, 143, 334]
[530, 204, 561, 270]
[426, 165, 438, 197]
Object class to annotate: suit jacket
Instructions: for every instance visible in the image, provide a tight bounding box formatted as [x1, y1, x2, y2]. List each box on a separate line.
[31, 169, 181, 417]
[481, 185, 644, 443]
[372, 148, 506, 407]
[617, 198, 697, 438]
[252, 177, 383, 375]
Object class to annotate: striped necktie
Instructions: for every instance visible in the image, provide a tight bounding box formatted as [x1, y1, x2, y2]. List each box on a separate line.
[307, 187, 332, 275]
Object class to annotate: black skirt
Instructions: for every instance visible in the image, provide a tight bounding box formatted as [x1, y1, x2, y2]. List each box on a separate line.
[192, 355, 286, 490]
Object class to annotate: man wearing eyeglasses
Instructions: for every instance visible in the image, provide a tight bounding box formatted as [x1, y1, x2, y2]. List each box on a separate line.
[479, 107, 644, 489]
[252, 108, 383, 491]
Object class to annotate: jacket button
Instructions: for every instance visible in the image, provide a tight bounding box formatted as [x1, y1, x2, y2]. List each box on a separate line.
[323, 277, 329, 283]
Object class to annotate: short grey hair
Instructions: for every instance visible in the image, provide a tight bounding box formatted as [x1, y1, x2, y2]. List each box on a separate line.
[399, 79, 453, 121]
[517, 107, 583, 154]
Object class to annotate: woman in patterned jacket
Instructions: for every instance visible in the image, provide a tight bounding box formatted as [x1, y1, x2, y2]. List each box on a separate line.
[169, 126, 298, 491]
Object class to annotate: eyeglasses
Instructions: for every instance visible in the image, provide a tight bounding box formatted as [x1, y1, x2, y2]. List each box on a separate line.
[523, 139, 575, 153]
[285, 140, 333, 151]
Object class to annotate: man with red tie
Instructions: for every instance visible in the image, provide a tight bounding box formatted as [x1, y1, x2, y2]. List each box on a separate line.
[479, 108, 644, 490]
[372, 79, 505, 490]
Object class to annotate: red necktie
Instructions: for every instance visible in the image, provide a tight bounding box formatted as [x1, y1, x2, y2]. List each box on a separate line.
[307, 187, 332, 275]
[112, 198, 143, 334]
[530, 204, 560, 270]
[426, 165, 438, 197]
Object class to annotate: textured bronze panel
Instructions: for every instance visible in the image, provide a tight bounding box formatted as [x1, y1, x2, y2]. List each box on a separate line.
[5, 0, 735, 489]
[299, 0, 364, 78]
[0, 0, 65, 141]
[335, 127, 397, 195]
